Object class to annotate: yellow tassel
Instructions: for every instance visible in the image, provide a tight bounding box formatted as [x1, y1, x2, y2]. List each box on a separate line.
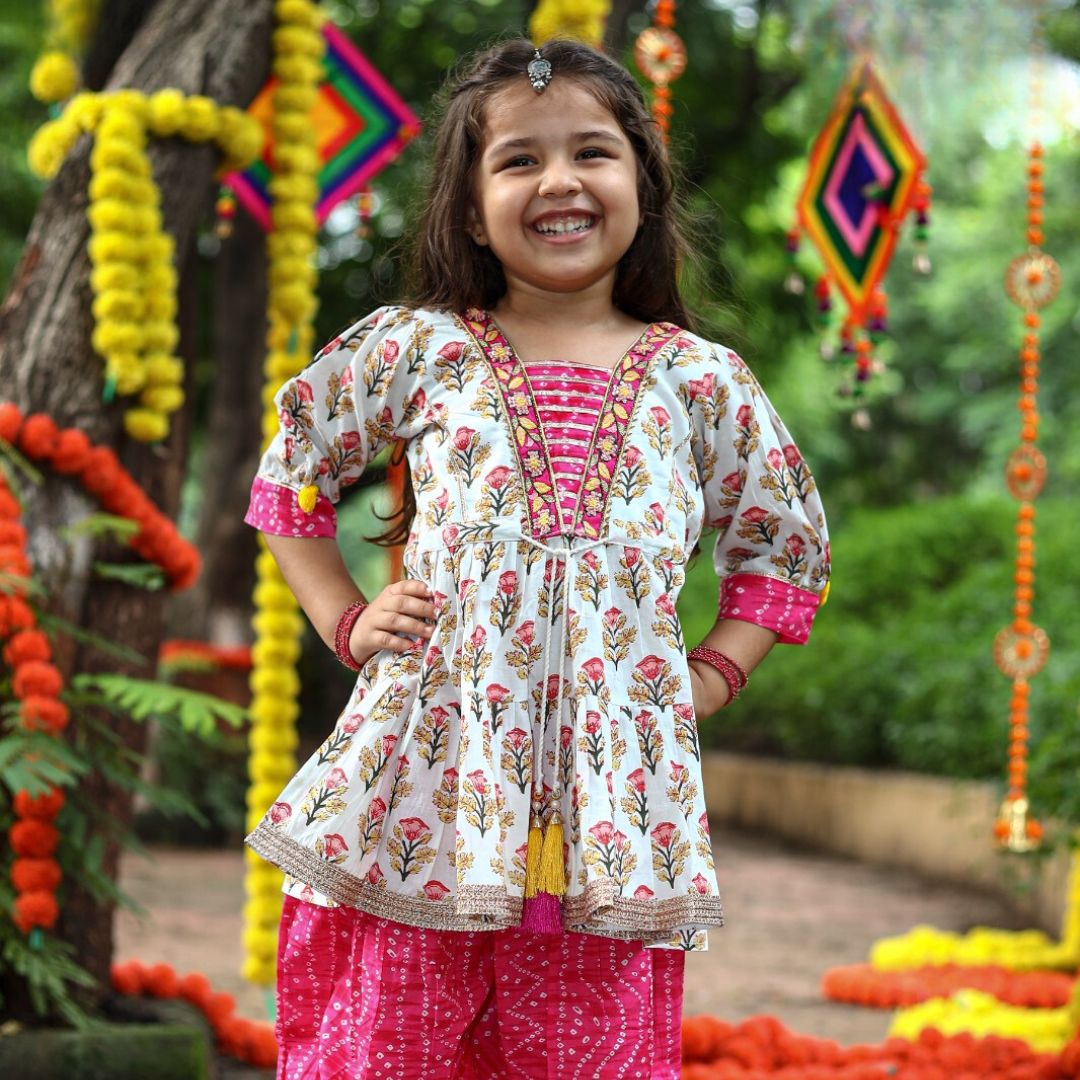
[537, 816, 566, 896]
[297, 484, 318, 514]
[524, 815, 543, 898]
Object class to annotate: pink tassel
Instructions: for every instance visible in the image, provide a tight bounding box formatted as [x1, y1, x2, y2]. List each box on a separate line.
[520, 890, 563, 934]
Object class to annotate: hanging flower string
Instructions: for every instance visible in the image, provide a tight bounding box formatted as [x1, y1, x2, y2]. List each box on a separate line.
[242, 0, 325, 989]
[28, 0, 103, 105]
[0, 456, 67, 935]
[991, 28, 1057, 852]
[27, 90, 262, 442]
[633, 0, 686, 144]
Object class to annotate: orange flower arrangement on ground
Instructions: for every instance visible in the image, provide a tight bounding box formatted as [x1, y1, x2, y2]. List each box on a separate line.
[110, 959, 277, 1069]
[680, 1013, 1080, 1079]
[822, 962, 1074, 1010]
[0, 402, 200, 589]
[158, 639, 253, 674]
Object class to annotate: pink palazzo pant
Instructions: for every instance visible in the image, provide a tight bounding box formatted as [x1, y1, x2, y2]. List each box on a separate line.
[275, 895, 685, 1080]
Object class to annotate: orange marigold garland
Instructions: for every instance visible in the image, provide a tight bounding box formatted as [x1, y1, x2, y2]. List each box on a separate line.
[0, 403, 201, 590]
[991, 30, 1057, 854]
[633, 0, 685, 144]
[158, 639, 253, 675]
[110, 960, 278, 1069]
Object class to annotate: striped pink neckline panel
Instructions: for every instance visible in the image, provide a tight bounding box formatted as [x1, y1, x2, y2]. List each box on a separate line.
[522, 361, 612, 531]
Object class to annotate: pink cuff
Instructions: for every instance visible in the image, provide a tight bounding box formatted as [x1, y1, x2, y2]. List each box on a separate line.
[718, 572, 821, 645]
[245, 476, 337, 538]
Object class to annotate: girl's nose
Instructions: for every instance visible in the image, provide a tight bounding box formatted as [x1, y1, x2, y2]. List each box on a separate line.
[538, 160, 582, 198]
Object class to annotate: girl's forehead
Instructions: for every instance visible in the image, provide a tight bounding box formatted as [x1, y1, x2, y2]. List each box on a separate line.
[481, 79, 620, 141]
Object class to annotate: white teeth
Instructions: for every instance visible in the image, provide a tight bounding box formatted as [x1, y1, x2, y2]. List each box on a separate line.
[535, 217, 594, 235]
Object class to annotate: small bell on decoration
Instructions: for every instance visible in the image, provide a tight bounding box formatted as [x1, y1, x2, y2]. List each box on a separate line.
[850, 407, 871, 430]
[912, 179, 932, 274]
[214, 185, 237, 239]
[814, 275, 832, 328]
[867, 286, 888, 344]
[993, 795, 1041, 853]
[783, 229, 804, 294]
[819, 340, 836, 361]
[356, 187, 375, 240]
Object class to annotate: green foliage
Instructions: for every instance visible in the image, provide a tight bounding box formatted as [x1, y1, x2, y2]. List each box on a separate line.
[71, 673, 248, 739]
[0, 932, 98, 1029]
[91, 562, 166, 590]
[682, 494, 1080, 827]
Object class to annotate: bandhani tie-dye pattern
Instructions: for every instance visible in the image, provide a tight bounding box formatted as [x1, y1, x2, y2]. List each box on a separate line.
[276, 895, 685, 1080]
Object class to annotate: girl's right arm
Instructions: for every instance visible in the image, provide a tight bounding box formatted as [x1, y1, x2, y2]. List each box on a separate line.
[264, 534, 435, 668]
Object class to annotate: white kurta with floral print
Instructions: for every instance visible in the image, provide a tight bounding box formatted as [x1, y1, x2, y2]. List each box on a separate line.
[245, 305, 830, 951]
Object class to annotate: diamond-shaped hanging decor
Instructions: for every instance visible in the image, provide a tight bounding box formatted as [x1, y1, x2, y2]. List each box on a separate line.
[797, 62, 926, 323]
[226, 23, 421, 230]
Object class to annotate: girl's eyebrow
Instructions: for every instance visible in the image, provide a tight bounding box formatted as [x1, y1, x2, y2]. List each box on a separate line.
[486, 130, 624, 158]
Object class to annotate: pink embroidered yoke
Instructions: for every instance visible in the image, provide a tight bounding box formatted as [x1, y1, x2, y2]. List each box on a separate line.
[245, 306, 831, 951]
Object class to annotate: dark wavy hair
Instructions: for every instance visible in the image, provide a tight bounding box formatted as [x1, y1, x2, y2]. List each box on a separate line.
[368, 36, 705, 546]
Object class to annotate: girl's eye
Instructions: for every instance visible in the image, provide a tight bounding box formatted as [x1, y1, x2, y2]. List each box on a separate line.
[579, 148, 607, 159]
[504, 156, 533, 168]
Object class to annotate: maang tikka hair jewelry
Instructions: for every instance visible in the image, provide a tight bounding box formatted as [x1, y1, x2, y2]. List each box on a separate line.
[527, 48, 552, 93]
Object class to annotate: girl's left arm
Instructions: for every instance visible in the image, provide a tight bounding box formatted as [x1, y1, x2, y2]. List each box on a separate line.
[687, 619, 777, 716]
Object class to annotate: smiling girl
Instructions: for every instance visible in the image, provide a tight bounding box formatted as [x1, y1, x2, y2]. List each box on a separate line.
[245, 36, 829, 1080]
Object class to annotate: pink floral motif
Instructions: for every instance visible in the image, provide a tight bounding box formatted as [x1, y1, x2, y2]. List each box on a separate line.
[624, 445, 643, 468]
[269, 802, 292, 824]
[634, 885, 655, 900]
[485, 465, 512, 489]
[326, 767, 347, 789]
[452, 426, 476, 451]
[442, 525, 459, 547]
[295, 380, 314, 404]
[504, 727, 529, 751]
[497, 571, 517, 594]
[467, 770, 488, 796]
[486, 683, 511, 704]
[604, 606, 622, 627]
[434, 489, 450, 511]
[584, 710, 602, 735]
[516, 620, 535, 646]
[650, 405, 671, 428]
[737, 404, 753, 426]
[651, 821, 677, 848]
[422, 880, 451, 900]
[624, 547, 641, 568]
[589, 821, 615, 845]
[341, 713, 361, 733]
[783, 443, 804, 469]
[366, 862, 384, 884]
[546, 675, 561, 700]
[627, 768, 646, 793]
[560, 725, 574, 750]
[636, 655, 666, 681]
[323, 833, 348, 858]
[787, 534, 806, 557]
[691, 873, 710, 894]
[369, 797, 387, 823]
[470, 626, 487, 650]
[581, 657, 605, 682]
[382, 340, 400, 365]
[399, 817, 430, 843]
[656, 593, 675, 616]
[438, 341, 464, 363]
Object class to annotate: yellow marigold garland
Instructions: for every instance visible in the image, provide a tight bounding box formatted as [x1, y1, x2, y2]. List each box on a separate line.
[29, 0, 104, 104]
[888, 989, 1076, 1055]
[529, 0, 611, 47]
[27, 90, 262, 442]
[870, 842, 1080, 972]
[242, 0, 325, 988]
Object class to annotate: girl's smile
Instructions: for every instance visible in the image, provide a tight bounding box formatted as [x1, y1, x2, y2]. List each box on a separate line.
[467, 78, 643, 301]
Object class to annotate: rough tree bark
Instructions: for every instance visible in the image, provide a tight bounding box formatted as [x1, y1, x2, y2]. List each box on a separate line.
[0, 0, 274, 1007]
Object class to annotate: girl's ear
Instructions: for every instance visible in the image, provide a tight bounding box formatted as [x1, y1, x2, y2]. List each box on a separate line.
[464, 201, 488, 246]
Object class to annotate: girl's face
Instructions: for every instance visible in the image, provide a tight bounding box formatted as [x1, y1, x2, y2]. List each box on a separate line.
[467, 78, 643, 305]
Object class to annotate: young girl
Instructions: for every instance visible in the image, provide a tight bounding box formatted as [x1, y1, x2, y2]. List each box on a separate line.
[245, 36, 829, 1080]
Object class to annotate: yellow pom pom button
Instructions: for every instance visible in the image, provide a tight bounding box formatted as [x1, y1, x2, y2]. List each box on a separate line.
[297, 484, 318, 514]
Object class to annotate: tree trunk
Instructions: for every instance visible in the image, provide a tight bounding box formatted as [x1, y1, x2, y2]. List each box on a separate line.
[172, 209, 267, 645]
[0, 0, 274, 1008]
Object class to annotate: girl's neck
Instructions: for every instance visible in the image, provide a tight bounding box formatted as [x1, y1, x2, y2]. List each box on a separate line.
[491, 277, 627, 335]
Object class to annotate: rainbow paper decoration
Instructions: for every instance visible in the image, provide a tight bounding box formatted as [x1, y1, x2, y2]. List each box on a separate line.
[796, 61, 926, 324]
[227, 23, 420, 229]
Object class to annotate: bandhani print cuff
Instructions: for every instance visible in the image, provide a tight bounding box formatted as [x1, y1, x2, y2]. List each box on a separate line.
[245, 476, 338, 538]
[718, 572, 821, 645]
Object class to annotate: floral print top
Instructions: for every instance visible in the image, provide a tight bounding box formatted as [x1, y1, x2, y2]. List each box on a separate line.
[244, 305, 830, 951]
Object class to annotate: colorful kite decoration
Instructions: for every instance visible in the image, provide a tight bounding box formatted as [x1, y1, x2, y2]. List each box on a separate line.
[225, 22, 420, 230]
[787, 61, 930, 396]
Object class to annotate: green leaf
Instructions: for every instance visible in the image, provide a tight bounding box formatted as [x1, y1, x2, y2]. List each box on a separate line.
[37, 613, 149, 666]
[0, 437, 42, 486]
[59, 511, 141, 543]
[92, 561, 166, 591]
[70, 673, 248, 738]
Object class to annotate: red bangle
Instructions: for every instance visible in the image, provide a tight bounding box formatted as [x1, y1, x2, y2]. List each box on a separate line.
[333, 600, 368, 671]
[686, 646, 748, 707]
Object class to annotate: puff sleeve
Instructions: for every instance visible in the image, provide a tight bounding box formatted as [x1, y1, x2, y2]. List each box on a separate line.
[245, 305, 424, 539]
[694, 346, 830, 644]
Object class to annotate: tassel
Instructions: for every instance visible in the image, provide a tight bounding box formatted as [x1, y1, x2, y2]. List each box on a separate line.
[537, 814, 566, 896]
[520, 890, 562, 934]
[524, 811, 543, 899]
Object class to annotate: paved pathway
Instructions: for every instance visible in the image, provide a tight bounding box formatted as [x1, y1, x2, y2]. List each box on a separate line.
[116, 828, 1028, 1046]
